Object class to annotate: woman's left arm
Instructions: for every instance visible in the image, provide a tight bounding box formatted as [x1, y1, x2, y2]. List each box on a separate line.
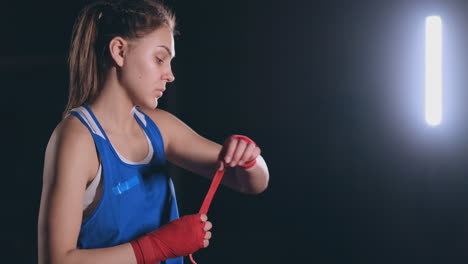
[142, 108, 269, 194]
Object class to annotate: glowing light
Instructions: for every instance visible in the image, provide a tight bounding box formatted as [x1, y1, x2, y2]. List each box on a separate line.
[425, 16, 443, 126]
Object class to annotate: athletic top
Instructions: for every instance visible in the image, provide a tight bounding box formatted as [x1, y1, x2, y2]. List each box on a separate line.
[83, 131, 154, 210]
[69, 104, 183, 264]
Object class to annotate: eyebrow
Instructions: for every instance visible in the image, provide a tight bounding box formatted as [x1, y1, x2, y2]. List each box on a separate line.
[157, 45, 175, 58]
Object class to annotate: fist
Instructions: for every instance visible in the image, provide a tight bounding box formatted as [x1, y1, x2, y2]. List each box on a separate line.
[218, 135, 261, 170]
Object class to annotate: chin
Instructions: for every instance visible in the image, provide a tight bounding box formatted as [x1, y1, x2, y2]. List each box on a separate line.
[153, 98, 159, 109]
[135, 98, 158, 110]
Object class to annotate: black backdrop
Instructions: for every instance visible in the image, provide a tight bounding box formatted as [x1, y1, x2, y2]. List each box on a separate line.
[2, 0, 468, 263]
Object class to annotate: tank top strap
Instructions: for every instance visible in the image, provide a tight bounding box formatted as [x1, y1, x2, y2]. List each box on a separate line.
[67, 106, 107, 141]
[132, 107, 166, 165]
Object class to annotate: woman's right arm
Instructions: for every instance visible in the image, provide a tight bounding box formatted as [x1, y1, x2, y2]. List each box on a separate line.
[38, 116, 137, 264]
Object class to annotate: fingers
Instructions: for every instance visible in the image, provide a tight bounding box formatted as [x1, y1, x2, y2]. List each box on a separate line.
[199, 215, 212, 233]
[222, 136, 260, 168]
[239, 143, 256, 166]
[203, 231, 212, 248]
[204, 221, 212, 231]
[201, 218, 212, 248]
[251, 146, 261, 162]
[200, 214, 208, 222]
[223, 138, 238, 164]
[231, 140, 247, 167]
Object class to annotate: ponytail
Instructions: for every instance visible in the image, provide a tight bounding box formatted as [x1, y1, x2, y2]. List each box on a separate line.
[63, 0, 176, 117]
[63, 2, 104, 117]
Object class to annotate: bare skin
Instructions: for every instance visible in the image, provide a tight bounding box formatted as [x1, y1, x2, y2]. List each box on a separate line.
[38, 26, 269, 264]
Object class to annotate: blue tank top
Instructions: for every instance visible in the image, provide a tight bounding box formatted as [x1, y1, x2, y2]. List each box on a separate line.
[69, 104, 183, 264]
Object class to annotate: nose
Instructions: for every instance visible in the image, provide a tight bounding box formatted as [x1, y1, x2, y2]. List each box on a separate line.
[167, 74, 175, 83]
[163, 67, 175, 83]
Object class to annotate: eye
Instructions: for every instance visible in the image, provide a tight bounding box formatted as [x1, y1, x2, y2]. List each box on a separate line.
[156, 57, 164, 64]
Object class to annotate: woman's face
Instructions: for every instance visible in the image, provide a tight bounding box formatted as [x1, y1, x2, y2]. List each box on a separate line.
[120, 26, 175, 109]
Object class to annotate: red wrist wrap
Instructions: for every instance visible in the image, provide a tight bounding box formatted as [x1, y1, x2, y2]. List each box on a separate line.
[130, 214, 205, 263]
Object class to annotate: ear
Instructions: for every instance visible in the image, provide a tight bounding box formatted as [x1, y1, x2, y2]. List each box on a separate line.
[108, 36, 128, 67]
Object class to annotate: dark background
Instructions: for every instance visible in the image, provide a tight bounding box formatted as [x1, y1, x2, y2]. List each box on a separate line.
[2, 0, 468, 263]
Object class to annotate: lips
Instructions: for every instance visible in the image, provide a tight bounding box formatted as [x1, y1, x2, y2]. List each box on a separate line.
[155, 88, 165, 98]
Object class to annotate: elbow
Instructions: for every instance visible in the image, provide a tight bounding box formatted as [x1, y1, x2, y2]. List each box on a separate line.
[41, 248, 79, 264]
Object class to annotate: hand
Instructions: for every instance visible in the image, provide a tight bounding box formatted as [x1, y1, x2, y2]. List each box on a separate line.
[218, 135, 261, 171]
[130, 213, 213, 263]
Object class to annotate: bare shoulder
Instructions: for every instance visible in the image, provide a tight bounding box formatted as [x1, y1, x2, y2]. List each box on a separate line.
[137, 107, 196, 151]
[53, 114, 93, 143]
[46, 114, 96, 163]
[43, 114, 99, 186]
[138, 107, 179, 125]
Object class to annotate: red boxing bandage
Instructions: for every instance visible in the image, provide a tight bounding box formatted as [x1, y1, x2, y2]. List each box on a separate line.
[188, 135, 258, 264]
[224, 135, 257, 169]
[131, 214, 206, 263]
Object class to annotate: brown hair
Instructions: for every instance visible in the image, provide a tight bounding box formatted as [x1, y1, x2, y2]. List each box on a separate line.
[63, 0, 176, 117]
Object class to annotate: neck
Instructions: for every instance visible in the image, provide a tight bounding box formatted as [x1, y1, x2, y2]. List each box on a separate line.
[88, 70, 138, 135]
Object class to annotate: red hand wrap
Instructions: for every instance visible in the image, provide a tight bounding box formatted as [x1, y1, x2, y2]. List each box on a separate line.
[223, 135, 257, 168]
[131, 213, 206, 263]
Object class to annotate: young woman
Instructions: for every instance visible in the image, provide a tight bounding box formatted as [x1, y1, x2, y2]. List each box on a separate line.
[37, 0, 269, 263]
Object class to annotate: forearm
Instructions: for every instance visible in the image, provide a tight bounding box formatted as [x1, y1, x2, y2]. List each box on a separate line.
[42, 243, 136, 264]
[226, 155, 269, 194]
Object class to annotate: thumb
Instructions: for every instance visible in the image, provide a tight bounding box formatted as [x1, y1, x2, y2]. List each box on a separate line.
[217, 161, 225, 171]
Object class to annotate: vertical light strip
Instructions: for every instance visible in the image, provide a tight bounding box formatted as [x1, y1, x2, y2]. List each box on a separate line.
[425, 16, 443, 126]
